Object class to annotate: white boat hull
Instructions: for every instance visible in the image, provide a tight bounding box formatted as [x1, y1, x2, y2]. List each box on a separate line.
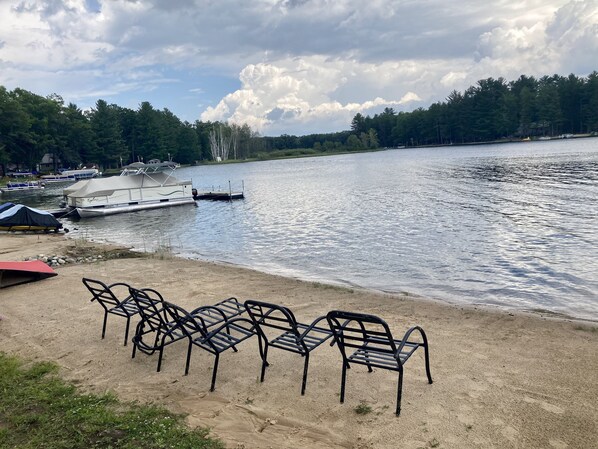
[76, 197, 196, 217]
[1, 182, 44, 193]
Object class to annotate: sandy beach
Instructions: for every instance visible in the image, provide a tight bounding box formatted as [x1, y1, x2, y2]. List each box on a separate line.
[1, 233, 597, 449]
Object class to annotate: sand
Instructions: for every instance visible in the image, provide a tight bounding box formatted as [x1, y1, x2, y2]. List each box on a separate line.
[1, 233, 597, 449]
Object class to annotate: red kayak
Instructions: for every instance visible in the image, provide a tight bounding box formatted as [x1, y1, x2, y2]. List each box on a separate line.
[0, 260, 57, 288]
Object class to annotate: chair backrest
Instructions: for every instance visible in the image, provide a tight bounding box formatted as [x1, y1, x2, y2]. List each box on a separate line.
[244, 299, 301, 342]
[163, 301, 206, 337]
[128, 287, 169, 332]
[82, 277, 129, 311]
[326, 310, 398, 360]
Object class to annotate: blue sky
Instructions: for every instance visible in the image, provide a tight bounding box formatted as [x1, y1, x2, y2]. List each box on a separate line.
[1, 0, 597, 136]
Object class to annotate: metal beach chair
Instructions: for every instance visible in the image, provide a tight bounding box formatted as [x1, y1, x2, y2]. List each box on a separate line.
[244, 299, 333, 395]
[163, 301, 256, 391]
[326, 310, 433, 415]
[128, 287, 188, 372]
[82, 277, 141, 346]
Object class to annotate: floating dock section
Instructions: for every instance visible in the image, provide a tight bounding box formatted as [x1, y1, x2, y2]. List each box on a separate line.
[192, 180, 244, 201]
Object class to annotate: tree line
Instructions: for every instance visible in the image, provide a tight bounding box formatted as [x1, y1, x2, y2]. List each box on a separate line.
[1, 71, 597, 174]
[0, 88, 262, 174]
[350, 72, 598, 148]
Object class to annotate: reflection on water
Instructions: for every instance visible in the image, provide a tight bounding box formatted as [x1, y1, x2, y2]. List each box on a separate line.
[15, 138, 598, 320]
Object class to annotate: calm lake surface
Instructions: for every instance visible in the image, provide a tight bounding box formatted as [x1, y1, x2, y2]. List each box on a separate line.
[14, 138, 598, 320]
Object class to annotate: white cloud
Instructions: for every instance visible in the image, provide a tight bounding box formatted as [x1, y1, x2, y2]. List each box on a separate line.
[0, 0, 596, 134]
[546, 0, 598, 73]
[201, 58, 428, 135]
[202, 0, 598, 134]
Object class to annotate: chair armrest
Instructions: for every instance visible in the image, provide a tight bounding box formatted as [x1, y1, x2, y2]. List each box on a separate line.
[395, 325, 429, 359]
[299, 315, 332, 339]
[107, 281, 132, 290]
[190, 305, 228, 323]
[328, 318, 351, 346]
[203, 317, 256, 340]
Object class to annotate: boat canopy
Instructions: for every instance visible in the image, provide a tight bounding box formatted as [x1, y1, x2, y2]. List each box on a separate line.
[0, 204, 62, 231]
[64, 172, 190, 199]
[121, 161, 179, 175]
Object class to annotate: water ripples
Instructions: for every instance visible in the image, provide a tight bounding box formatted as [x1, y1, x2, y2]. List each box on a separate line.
[22, 139, 598, 320]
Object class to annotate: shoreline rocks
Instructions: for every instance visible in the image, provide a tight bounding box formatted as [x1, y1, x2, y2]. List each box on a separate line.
[24, 253, 104, 267]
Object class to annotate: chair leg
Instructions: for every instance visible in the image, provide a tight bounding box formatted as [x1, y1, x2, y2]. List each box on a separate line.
[257, 336, 270, 367]
[101, 311, 108, 339]
[210, 353, 220, 392]
[157, 337, 165, 372]
[340, 361, 347, 404]
[424, 344, 433, 384]
[301, 353, 310, 395]
[124, 317, 130, 346]
[132, 321, 143, 359]
[396, 369, 404, 416]
[260, 343, 269, 383]
[184, 340, 193, 375]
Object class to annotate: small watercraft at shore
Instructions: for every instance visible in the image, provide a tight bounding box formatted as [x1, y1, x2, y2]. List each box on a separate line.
[0, 260, 57, 288]
[0, 181, 45, 193]
[61, 160, 195, 218]
[40, 173, 77, 183]
[0, 203, 63, 232]
[60, 168, 100, 179]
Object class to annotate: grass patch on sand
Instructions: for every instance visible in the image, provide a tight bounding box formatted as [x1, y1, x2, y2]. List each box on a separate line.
[66, 237, 144, 261]
[0, 353, 223, 449]
[354, 402, 373, 415]
[311, 281, 354, 294]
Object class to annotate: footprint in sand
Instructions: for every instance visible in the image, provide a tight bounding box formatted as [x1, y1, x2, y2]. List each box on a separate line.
[548, 439, 568, 448]
[540, 401, 564, 414]
[501, 425, 519, 442]
[457, 413, 474, 426]
[523, 396, 564, 414]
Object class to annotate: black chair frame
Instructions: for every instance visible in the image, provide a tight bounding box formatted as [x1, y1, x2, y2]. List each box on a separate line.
[244, 299, 332, 395]
[129, 287, 188, 372]
[164, 301, 256, 391]
[326, 310, 433, 415]
[192, 297, 246, 326]
[82, 277, 140, 346]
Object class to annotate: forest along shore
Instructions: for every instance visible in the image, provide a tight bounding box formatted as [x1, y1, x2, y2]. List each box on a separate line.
[1, 233, 597, 449]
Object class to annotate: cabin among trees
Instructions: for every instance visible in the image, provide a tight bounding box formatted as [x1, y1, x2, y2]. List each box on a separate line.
[1, 72, 597, 175]
[38, 153, 61, 173]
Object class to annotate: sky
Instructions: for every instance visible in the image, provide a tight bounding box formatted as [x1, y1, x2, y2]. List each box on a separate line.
[1, 0, 597, 136]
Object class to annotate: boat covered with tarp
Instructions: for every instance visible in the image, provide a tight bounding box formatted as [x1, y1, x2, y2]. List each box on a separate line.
[0, 203, 63, 232]
[62, 161, 195, 217]
[0, 260, 57, 288]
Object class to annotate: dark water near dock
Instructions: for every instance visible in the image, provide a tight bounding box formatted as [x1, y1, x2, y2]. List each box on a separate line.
[14, 139, 598, 320]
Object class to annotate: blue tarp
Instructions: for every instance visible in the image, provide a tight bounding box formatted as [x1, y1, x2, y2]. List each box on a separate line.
[0, 202, 16, 213]
[0, 204, 62, 231]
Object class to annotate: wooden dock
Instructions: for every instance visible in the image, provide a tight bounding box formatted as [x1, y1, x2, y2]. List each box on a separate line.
[192, 181, 244, 201]
[193, 191, 244, 201]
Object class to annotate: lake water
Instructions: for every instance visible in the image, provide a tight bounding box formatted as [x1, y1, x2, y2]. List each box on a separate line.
[11, 139, 598, 320]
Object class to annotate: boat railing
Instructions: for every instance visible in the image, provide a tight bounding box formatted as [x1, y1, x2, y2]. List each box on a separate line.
[119, 161, 183, 186]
